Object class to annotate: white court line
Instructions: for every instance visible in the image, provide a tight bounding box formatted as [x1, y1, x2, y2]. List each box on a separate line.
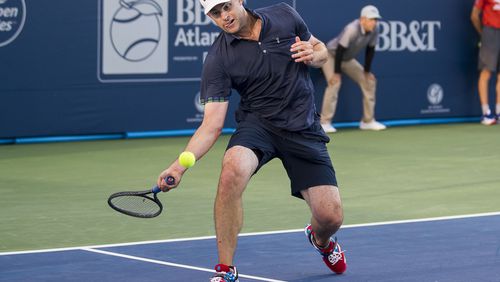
[1, 211, 500, 256]
[82, 248, 286, 282]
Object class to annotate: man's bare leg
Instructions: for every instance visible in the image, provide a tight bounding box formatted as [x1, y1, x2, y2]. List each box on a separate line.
[214, 146, 258, 265]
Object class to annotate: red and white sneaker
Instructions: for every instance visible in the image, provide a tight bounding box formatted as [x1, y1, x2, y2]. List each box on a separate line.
[210, 264, 239, 282]
[305, 224, 347, 274]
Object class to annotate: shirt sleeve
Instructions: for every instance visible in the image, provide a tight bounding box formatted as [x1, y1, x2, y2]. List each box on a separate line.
[199, 53, 232, 105]
[368, 29, 378, 47]
[338, 24, 357, 48]
[334, 45, 346, 73]
[364, 46, 375, 72]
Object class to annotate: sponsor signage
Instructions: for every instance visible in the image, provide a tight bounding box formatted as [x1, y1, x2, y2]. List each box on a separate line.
[421, 83, 450, 114]
[377, 20, 441, 52]
[98, 0, 220, 83]
[0, 0, 26, 47]
[98, 0, 294, 83]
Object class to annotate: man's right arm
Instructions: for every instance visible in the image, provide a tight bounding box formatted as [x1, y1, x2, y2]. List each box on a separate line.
[183, 101, 228, 161]
[471, 6, 482, 35]
[157, 101, 229, 190]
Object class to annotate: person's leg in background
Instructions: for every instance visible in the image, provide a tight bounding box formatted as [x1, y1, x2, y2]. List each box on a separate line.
[477, 26, 498, 125]
[342, 59, 386, 130]
[320, 53, 341, 133]
[496, 73, 500, 120]
[478, 69, 496, 125]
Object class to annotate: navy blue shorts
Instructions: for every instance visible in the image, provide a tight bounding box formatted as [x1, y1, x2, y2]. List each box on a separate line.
[227, 114, 337, 199]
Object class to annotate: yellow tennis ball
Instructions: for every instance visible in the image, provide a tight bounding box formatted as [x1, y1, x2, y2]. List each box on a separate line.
[179, 151, 196, 168]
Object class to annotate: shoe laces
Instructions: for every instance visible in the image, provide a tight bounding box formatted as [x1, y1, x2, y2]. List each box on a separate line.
[326, 246, 345, 265]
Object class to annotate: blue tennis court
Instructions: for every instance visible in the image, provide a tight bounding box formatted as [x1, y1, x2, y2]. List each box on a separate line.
[1, 213, 499, 282]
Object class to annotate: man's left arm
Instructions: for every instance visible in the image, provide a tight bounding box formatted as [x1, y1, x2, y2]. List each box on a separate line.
[290, 35, 328, 68]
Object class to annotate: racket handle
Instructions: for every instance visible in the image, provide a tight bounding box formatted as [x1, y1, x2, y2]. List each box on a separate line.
[152, 176, 176, 193]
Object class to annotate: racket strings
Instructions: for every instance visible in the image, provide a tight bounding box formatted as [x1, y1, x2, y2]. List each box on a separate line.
[110, 195, 160, 217]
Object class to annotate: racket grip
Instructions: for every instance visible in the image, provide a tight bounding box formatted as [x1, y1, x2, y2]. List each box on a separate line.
[152, 176, 176, 193]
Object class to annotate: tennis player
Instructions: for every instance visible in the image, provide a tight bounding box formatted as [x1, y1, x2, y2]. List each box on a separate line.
[157, 0, 346, 280]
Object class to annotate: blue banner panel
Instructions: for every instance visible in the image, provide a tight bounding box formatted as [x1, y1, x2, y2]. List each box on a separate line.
[302, 0, 480, 122]
[0, 0, 483, 139]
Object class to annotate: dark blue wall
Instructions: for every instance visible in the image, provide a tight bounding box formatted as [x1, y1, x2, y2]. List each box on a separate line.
[0, 0, 483, 139]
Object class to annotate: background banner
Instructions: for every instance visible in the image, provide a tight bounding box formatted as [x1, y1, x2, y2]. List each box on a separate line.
[0, 0, 482, 138]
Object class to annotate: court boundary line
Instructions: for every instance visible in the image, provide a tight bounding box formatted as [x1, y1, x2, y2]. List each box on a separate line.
[2, 211, 499, 256]
[82, 248, 285, 282]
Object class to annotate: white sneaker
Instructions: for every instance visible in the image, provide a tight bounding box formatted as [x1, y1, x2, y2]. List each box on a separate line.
[481, 114, 497, 125]
[359, 120, 386, 131]
[321, 123, 337, 133]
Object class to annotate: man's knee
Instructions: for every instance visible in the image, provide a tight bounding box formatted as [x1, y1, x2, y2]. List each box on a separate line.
[313, 202, 343, 229]
[480, 70, 492, 80]
[327, 76, 341, 88]
[218, 163, 242, 195]
[363, 77, 376, 92]
[217, 148, 255, 197]
[319, 209, 343, 227]
[305, 186, 344, 227]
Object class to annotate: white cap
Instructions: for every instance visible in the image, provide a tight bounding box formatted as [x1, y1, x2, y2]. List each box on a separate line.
[360, 5, 382, 19]
[199, 0, 231, 15]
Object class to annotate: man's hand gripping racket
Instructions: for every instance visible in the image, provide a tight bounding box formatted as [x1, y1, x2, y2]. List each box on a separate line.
[107, 176, 175, 218]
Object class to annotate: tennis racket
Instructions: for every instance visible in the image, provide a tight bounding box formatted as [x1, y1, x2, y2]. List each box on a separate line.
[107, 176, 175, 218]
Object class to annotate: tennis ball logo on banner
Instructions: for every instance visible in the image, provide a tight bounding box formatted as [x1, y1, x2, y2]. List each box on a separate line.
[111, 0, 162, 61]
[100, 0, 168, 78]
[0, 0, 26, 48]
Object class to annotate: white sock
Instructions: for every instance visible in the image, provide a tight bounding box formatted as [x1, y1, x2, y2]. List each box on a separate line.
[496, 104, 500, 115]
[482, 104, 491, 115]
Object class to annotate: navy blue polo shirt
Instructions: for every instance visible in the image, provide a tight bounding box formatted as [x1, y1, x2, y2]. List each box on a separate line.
[200, 3, 317, 131]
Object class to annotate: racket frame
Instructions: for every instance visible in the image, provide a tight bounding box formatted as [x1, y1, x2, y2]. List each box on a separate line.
[107, 177, 174, 218]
